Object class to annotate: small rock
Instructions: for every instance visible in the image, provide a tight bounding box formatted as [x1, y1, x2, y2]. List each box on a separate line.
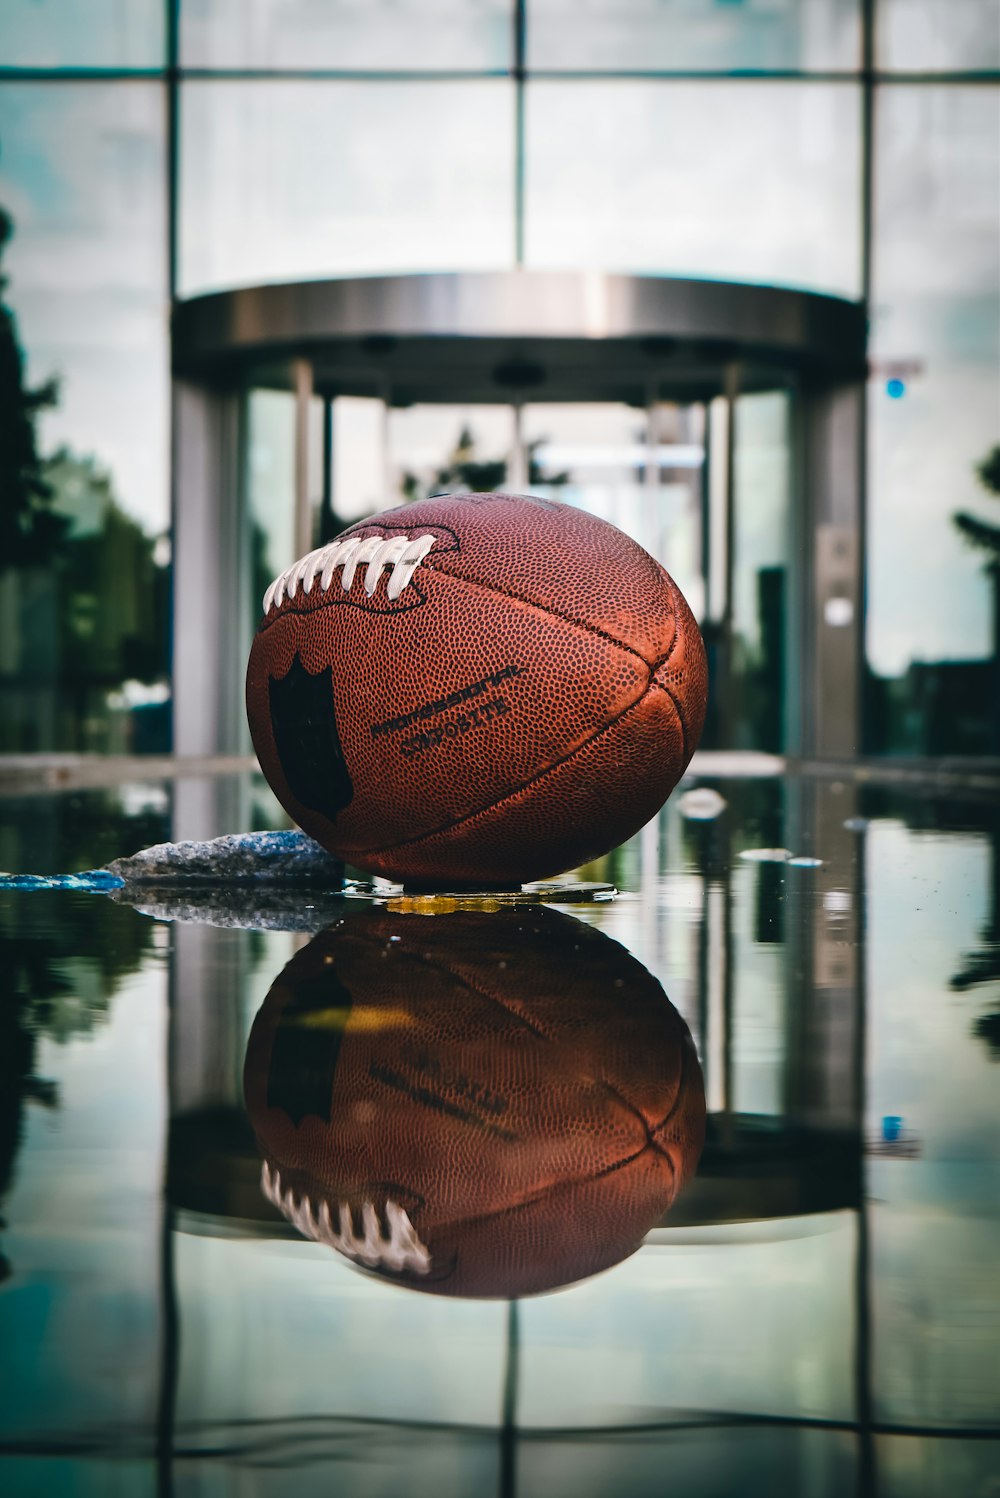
[107, 830, 344, 887]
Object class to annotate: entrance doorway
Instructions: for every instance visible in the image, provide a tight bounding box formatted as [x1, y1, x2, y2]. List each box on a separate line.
[173, 271, 865, 761]
[244, 386, 797, 753]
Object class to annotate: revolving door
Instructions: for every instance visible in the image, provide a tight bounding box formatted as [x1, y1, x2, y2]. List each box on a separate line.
[172, 271, 866, 762]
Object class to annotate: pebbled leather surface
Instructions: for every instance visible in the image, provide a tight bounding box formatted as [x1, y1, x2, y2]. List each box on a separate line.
[247, 493, 709, 884]
[244, 906, 706, 1299]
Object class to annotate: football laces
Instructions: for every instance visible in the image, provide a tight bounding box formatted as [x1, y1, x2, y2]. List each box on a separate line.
[264, 533, 436, 614]
[261, 1161, 432, 1275]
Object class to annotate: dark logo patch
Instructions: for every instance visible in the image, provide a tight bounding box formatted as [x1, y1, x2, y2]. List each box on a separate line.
[267, 968, 353, 1126]
[268, 654, 354, 824]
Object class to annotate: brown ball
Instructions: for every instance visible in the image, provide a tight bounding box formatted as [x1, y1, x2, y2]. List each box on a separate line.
[246, 492, 708, 885]
[243, 905, 706, 1299]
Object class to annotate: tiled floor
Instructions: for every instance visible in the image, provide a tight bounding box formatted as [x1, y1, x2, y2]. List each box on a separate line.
[0, 769, 997, 1496]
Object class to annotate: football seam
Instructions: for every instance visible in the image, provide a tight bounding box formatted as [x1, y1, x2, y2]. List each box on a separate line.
[650, 678, 689, 761]
[598, 1079, 681, 1180]
[422, 558, 679, 671]
[343, 945, 557, 1042]
[356, 681, 677, 858]
[653, 1035, 701, 1139]
[409, 1138, 677, 1241]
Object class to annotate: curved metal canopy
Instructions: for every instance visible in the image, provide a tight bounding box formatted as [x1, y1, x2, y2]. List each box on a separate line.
[173, 271, 866, 404]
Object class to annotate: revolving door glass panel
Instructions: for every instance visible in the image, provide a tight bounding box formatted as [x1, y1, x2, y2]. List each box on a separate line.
[731, 388, 796, 755]
[520, 394, 796, 754]
[238, 384, 798, 756]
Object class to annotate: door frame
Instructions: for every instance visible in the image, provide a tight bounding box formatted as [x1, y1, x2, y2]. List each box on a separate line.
[171, 271, 866, 760]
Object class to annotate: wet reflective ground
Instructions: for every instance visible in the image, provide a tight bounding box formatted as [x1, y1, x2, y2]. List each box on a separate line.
[0, 769, 998, 1497]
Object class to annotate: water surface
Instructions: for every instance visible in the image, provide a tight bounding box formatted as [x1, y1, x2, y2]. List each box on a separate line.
[0, 771, 997, 1496]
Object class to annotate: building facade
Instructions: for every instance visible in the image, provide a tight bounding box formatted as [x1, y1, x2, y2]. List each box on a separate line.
[1, 0, 997, 756]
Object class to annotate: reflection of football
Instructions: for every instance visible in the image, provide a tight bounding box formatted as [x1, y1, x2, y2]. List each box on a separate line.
[243, 905, 705, 1299]
[246, 492, 707, 885]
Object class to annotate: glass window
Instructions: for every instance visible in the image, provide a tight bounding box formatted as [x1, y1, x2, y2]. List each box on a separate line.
[877, 0, 1000, 72]
[732, 390, 793, 752]
[521, 399, 706, 617]
[178, 81, 515, 296]
[866, 822, 1000, 1425]
[528, 0, 862, 73]
[0, 83, 170, 753]
[334, 395, 391, 522]
[0, 918, 167, 1445]
[0, 0, 165, 69]
[174, 1234, 509, 1430]
[524, 81, 863, 299]
[518, 1216, 857, 1426]
[245, 389, 299, 629]
[181, 0, 513, 71]
[866, 87, 1000, 753]
[387, 403, 515, 503]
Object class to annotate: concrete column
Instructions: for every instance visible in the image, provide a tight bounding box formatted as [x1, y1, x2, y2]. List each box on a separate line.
[804, 384, 865, 758]
[171, 380, 245, 757]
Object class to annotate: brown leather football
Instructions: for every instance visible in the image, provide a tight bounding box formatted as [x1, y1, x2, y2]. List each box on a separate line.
[246, 492, 708, 885]
[243, 905, 706, 1299]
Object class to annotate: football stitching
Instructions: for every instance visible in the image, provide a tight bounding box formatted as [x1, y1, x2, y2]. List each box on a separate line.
[257, 587, 427, 631]
[346, 518, 461, 550]
[258, 522, 686, 675]
[267, 1143, 674, 1281]
[357, 683, 679, 858]
[257, 521, 461, 630]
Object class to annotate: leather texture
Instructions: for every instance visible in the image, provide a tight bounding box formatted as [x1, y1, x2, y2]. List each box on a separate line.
[247, 493, 709, 884]
[244, 906, 706, 1299]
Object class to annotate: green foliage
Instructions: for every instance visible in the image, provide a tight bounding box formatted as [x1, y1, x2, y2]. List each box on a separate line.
[0, 203, 170, 751]
[976, 444, 1000, 498]
[528, 439, 570, 490]
[953, 509, 1000, 565]
[42, 448, 169, 684]
[401, 425, 569, 502]
[0, 206, 63, 570]
[953, 443, 1000, 570]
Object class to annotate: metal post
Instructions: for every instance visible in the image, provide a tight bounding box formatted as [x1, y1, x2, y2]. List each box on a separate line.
[320, 395, 335, 542]
[509, 403, 528, 491]
[293, 358, 314, 561]
[717, 361, 741, 748]
[381, 392, 393, 507]
[498, 1299, 520, 1498]
[645, 384, 659, 495]
[172, 381, 242, 757]
[808, 386, 864, 757]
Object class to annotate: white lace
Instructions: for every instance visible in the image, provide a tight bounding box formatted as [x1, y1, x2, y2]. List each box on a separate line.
[261, 1161, 432, 1275]
[263, 533, 436, 614]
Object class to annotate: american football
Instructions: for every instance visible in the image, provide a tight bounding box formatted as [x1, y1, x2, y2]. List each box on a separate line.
[243, 905, 706, 1299]
[246, 492, 708, 885]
